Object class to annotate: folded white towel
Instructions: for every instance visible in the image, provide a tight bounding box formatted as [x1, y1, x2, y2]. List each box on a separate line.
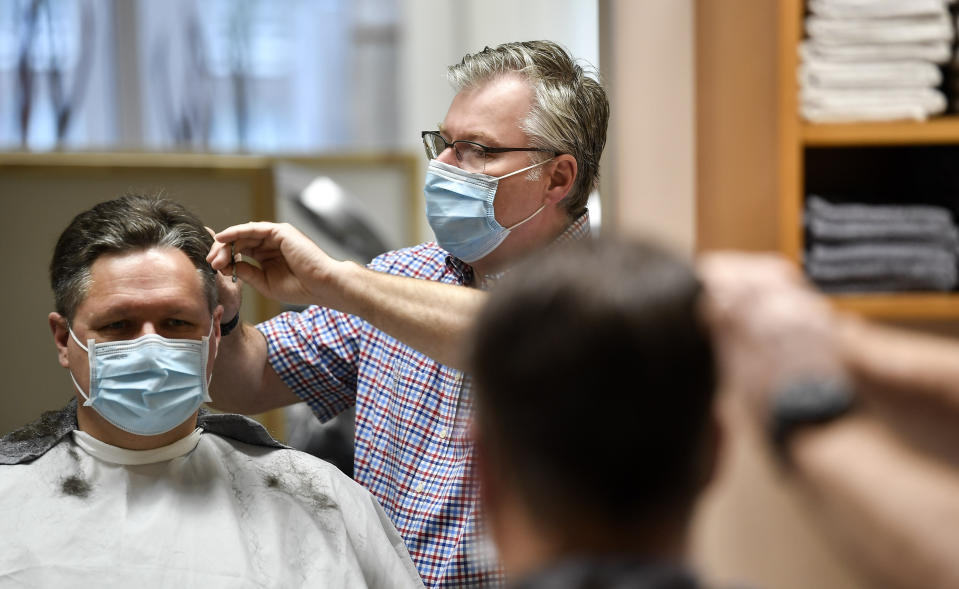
[800, 40, 952, 64]
[806, 13, 954, 44]
[808, 0, 949, 19]
[801, 102, 930, 122]
[800, 59, 942, 88]
[801, 87, 946, 114]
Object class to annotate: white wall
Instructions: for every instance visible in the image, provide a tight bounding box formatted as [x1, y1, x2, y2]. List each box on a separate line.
[398, 0, 600, 241]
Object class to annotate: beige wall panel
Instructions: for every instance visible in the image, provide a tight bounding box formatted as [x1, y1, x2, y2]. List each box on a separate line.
[601, 0, 695, 256]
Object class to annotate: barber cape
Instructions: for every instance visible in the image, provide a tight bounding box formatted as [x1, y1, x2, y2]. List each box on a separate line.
[0, 400, 423, 588]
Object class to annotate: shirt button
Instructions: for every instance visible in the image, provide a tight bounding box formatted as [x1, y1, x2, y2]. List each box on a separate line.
[415, 482, 425, 493]
[438, 428, 448, 439]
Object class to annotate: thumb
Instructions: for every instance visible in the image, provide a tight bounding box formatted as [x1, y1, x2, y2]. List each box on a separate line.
[233, 261, 269, 296]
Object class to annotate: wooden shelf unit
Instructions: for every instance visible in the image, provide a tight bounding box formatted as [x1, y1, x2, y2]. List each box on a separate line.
[830, 293, 959, 320]
[803, 117, 959, 146]
[696, 0, 959, 320]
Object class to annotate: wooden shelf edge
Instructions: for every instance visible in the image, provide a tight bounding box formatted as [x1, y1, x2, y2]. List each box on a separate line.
[0, 150, 419, 170]
[803, 117, 959, 147]
[829, 293, 959, 320]
[0, 150, 271, 170]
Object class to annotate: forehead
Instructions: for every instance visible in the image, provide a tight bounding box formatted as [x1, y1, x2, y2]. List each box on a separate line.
[442, 73, 534, 144]
[75, 248, 207, 319]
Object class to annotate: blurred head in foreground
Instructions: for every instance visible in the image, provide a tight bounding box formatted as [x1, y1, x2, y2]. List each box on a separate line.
[470, 238, 719, 583]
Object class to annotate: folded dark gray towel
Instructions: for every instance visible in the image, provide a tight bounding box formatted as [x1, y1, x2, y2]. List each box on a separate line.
[806, 258, 957, 291]
[807, 259, 956, 284]
[804, 197, 959, 292]
[817, 279, 956, 293]
[807, 216, 959, 248]
[806, 239, 958, 292]
[807, 195, 955, 226]
[807, 243, 957, 266]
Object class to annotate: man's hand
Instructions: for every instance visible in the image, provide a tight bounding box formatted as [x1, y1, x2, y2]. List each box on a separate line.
[207, 222, 350, 309]
[698, 252, 850, 425]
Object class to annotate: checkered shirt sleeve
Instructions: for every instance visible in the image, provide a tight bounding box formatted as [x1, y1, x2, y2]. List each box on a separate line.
[257, 243, 500, 587]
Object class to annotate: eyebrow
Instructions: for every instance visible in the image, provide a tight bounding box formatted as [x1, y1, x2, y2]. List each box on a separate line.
[88, 303, 204, 322]
[436, 123, 499, 147]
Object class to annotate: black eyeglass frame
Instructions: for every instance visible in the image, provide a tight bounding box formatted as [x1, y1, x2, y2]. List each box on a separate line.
[420, 130, 555, 162]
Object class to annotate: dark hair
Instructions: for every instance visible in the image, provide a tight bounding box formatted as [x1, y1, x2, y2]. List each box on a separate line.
[469, 238, 716, 543]
[50, 194, 217, 321]
[448, 40, 609, 219]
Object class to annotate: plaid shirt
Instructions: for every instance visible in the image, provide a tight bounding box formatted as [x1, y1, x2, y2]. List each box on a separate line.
[258, 212, 590, 587]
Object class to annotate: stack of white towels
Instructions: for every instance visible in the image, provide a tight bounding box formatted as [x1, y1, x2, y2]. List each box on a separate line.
[805, 195, 959, 293]
[800, 0, 955, 123]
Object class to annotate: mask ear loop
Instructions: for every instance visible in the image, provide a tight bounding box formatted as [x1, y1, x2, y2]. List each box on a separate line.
[505, 203, 547, 232]
[200, 315, 215, 401]
[497, 157, 554, 231]
[68, 325, 90, 352]
[494, 156, 555, 181]
[67, 325, 94, 405]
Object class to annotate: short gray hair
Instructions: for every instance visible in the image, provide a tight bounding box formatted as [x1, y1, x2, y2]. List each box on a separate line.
[448, 40, 609, 219]
[50, 194, 217, 321]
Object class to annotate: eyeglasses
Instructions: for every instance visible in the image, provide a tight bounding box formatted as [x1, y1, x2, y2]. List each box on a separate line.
[421, 131, 554, 174]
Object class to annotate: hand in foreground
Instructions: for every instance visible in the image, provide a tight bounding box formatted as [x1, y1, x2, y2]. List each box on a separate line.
[698, 252, 849, 423]
[207, 222, 345, 308]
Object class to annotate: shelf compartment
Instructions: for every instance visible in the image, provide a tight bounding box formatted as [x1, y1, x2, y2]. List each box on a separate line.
[829, 293, 959, 320]
[803, 117, 959, 147]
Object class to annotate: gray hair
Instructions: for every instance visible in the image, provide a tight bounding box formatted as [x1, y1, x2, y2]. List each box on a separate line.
[448, 40, 609, 219]
[50, 194, 217, 321]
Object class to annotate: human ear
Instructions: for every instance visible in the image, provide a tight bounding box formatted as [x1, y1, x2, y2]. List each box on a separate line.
[543, 154, 577, 205]
[49, 312, 71, 368]
[211, 304, 224, 361]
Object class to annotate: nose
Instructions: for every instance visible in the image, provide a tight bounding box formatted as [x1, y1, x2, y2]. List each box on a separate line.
[140, 322, 159, 336]
[436, 145, 459, 167]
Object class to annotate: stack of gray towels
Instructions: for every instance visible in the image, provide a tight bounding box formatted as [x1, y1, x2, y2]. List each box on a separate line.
[805, 195, 959, 292]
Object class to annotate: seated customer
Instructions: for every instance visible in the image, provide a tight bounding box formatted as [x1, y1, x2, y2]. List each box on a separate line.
[0, 195, 422, 588]
[469, 238, 719, 588]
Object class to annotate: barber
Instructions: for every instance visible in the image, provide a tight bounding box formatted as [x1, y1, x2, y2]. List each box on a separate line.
[206, 40, 609, 587]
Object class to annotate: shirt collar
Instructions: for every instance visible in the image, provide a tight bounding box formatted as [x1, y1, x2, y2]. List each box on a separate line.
[445, 209, 591, 289]
[71, 428, 204, 465]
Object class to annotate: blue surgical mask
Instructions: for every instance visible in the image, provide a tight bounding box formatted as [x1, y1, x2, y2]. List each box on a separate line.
[69, 323, 213, 436]
[424, 159, 552, 262]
